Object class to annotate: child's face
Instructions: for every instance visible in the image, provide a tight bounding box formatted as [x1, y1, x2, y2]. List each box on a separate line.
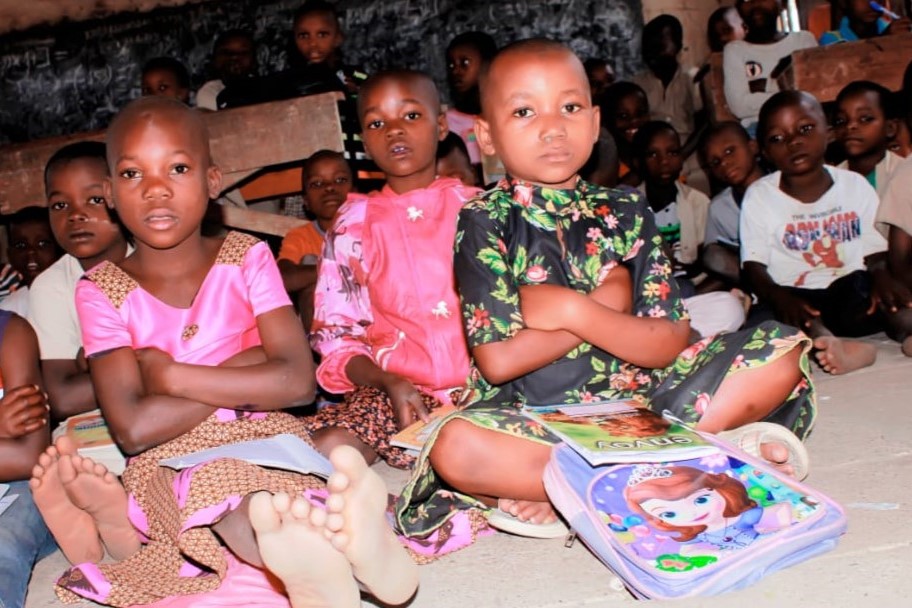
[141, 69, 189, 104]
[107, 108, 221, 250]
[713, 8, 747, 48]
[610, 93, 650, 144]
[293, 12, 342, 65]
[8, 220, 58, 286]
[46, 158, 123, 262]
[213, 36, 255, 80]
[834, 91, 892, 159]
[738, 0, 783, 32]
[643, 25, 679, 73]
[586, 63, 614, 101]
[761, 100, 828, 177]
[359, 75, 447, 193]
[476, 47, 599, 189]
[703, 129, 759, 188]
[642, 130, 684, 185]
[303, 156, 352, 222]
[845, 0, 880, 23]
[447, 44, 483, 96]
[436, 148, 479, 187]
[888, 120, 912, 157]
[640, 488, 726, 528]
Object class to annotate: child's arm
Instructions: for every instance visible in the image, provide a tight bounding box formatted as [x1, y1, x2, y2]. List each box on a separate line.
[42, 357, 97, 421]
[0, 315, 50, 481]
[888, 225, 912, 288]
[344, 356, 430, 428]
[277, 259, 318, 293]
[867, 251, 912, 313]
[743, 261, 819, 328]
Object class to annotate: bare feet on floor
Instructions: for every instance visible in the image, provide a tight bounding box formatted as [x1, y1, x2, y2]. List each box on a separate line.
[324, 444, 419, 606]
[29, 436, 104, 564]
[59, 453, 140, 560]
[814, 336, 876, 374]
[497, 498, 559, 524]
[249, 491, 360, 608]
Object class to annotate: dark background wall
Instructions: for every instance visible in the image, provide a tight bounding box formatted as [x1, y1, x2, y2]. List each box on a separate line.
[0, 0, 643, 144]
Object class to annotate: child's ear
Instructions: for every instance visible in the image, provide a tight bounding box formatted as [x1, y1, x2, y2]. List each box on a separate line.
[437, 111, 450, 141]
[886, 118, 899, 141]
[591, 105, 602, 144]
[102, 178, 115, 209]
[474, 116, 498, 157]
[207, 165, 223, 200]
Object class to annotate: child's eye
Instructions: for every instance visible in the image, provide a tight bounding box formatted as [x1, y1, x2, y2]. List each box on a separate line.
[172, 164, 190, 175]
[88, 196, 106, 205]
[404, 111, 421, 121]
[767, 134, 784, 145]
[11, 241, 26, 250]
[832, 117, 847, 128]
[513, 107, 533, 118]
[859, 114, 875, 124]
[724, 146, 734, 156]
[366, 119, 383, 129]
[297, 33, 309, 39]
[49, 200, 67, 211]
[562, 103, 582, 114]
[38, 239, 54, 248]
[799, 124, 815, 135]
[120, 169, 140, 179]
[333, 176, 350, 185]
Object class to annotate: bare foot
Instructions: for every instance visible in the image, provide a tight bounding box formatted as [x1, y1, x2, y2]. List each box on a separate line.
[497, 498, 559, 524]
[902, 336, 912, 358]
[59, 454, 140, 560]
[249, 491, 360, 608]
[814, 336, 876, 374]
[29, 439, 104, 564]
[323, 445, 419, 606]
[758, 442, 795, 478]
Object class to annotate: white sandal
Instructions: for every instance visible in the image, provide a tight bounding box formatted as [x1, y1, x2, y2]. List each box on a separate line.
[717, 422, 810, 481]
[486, 508, 569, 539]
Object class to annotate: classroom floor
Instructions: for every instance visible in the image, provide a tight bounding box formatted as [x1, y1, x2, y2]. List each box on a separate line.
[26, 335, 911, 608]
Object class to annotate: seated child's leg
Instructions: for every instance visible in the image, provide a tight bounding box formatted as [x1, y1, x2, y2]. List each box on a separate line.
[703, 243, 742, 285]
[0, 480, 58, 608]
[248, 492, 360, 608]
[310, 427, 379, 466]
[817, 271, 882, 338]
[883, 306, 912, 357]
[429, 418, 557, 523]
[58, 454, 140, 560]
[29, 437, 105, 564]
[323, 445, 419, 606]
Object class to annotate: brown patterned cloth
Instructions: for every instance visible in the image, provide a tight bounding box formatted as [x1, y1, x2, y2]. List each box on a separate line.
[55, 412, 324, 606]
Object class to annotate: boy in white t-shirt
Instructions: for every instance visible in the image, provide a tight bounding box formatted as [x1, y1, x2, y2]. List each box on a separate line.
[741, 91, 912, 373]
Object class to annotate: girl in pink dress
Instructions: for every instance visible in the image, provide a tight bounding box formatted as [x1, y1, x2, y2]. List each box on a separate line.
[33, 97, 418, 608]
[305, 69, 480, 469]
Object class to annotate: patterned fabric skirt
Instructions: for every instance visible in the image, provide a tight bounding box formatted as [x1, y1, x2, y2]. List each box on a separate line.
[303, 386, 447, 469]
[55, 411, 325, 607]
[394, 321, 816, 546]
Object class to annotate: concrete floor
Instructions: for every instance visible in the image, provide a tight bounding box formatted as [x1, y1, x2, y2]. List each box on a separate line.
[26, 336, 912, 608]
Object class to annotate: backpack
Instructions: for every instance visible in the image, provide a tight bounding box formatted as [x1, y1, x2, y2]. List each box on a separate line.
[543, 432, 847, 599]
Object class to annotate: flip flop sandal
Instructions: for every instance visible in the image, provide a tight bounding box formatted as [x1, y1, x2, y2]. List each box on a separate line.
[718, 422, 810, 481]
[485, 508, 569, 539]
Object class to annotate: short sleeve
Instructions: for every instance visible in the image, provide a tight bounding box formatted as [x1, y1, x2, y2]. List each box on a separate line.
[454, 198, 522, 348]
[853, 176, 888, 258]
[242, 241, 293, 317]
[739, 184, 771, 267]
[75, 278, 133, 358]
[278, 228, 307, 263]
[29, 259, 82, 360]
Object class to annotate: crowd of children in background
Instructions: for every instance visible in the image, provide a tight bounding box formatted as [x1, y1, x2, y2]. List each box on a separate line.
[2, 0, 912, 606]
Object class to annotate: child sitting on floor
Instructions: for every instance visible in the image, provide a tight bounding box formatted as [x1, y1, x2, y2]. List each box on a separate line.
[0, 309, 56, 608]
[29, 97, 417, 608]
[741, 90, 912, 373]
[394, 39, 815, 543]
[833, 80, 905, 197]
[140, 56, 192, 104]
[600, 81, 651, 187]
[304, 70, 479, 469]
[29, 142, 131, 422]
[700, 121, 766, 289]
[723, 0, 816, 132]
[633, 120, 746, 337]
[278, 150, 353, 332]
[0, 206, 61, 318]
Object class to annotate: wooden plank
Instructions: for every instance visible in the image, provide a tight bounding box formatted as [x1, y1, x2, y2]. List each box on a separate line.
[776, 33, 912, 102]
[0, 92, 344, 215]
[699, 53, 738, 124]
[219, 206, 309, 237]
[239, 166, 304, 202]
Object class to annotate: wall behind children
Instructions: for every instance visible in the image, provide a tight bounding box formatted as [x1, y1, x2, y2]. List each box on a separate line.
[0, 0, 642, 145]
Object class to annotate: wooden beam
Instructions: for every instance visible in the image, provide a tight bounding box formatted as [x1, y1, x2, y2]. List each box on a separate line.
[776, 33, 912, 103]
[219, 206, 310, 237]
[0, 93, 344, 216]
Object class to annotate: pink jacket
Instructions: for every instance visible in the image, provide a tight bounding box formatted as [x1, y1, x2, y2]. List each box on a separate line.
[311, 177, 479, 401]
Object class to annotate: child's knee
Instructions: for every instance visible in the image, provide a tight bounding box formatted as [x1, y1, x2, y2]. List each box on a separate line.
[428, 418, 479, 478]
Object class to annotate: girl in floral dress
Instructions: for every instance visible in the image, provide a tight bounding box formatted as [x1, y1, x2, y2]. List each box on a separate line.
[394, 39, 815, 542]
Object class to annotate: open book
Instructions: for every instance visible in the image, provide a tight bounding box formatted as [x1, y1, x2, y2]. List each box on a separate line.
[390, 404, 457, 453]
[524, 400, 718, 466]
[52, 409, 128, 475]
[159, 433, 333, 478]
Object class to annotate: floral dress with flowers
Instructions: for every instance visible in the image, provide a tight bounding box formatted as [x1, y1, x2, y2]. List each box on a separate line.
[394, 177, 815, 543]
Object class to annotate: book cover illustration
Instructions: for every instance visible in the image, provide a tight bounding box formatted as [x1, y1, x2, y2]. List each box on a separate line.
[589, 455, 824, 575]
[65, 410, 115, 449]
[390, 404, 457, 452]
[524, 401, 717, 465]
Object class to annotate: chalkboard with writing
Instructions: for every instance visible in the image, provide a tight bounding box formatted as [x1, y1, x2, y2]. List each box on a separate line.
[0, 0, 642, 144]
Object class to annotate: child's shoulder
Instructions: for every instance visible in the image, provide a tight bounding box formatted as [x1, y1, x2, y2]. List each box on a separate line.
[30, 253, 83, 295]
[214, 231, 263, 267]
[80, 261, 138, 310]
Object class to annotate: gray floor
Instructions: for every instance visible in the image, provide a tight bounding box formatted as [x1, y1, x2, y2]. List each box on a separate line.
[27, 336, 912, 607]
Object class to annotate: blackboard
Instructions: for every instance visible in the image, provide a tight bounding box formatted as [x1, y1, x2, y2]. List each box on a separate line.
[0, 0, 643, 144]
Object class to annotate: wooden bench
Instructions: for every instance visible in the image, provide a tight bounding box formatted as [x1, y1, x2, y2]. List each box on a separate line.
[777, 32, 912, 102]
[0, 93, 345, 237]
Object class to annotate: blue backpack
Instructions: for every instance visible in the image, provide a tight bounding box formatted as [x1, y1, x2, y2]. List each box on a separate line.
[543, 433, 847, 599]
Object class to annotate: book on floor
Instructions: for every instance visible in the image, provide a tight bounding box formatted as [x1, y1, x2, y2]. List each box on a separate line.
[159, 433, 334, 478]
[0, 483, 18, 518]
[389, 404, 458, 453]
[523, 400, 718, 466]
[52, 409, 128, 475]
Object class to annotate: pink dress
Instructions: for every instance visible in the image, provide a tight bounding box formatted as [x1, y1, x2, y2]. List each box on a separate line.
[56, 232, 320, 607]
[306, 177, 479, 467]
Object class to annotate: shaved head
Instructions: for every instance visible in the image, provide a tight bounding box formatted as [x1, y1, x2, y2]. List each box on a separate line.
[106, 96, 212, 168]
[357, 69, 441, 123]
